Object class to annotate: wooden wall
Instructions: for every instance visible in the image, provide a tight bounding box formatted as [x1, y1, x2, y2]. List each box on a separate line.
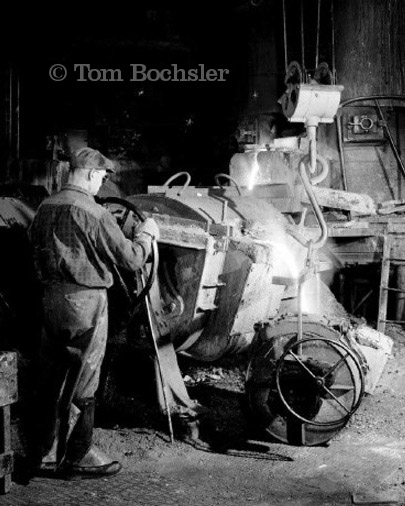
[335, 0, 405, 99]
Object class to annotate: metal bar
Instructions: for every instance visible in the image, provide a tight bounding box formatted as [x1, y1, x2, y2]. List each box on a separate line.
[143, 278, 174, 444]
[382, 286, 405, 293]
[352, 288, 373, 314]
[323, 352, 350, 380]
[375, 99, 405, 180]
[289, 351, 317, 379]
[297, 283, 303, 355]
[329, 384, 355, 391]
[335, 113, 352, 221]
[321, 385, 351, 415]
[374, 146, 396, 199]
[336, 115, 349, 191]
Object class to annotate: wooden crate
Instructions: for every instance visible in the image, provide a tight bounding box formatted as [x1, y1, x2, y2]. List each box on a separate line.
[0, 352, 18, 494]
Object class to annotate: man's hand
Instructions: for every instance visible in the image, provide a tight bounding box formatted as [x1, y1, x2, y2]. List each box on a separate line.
[135, 218, 160, 241]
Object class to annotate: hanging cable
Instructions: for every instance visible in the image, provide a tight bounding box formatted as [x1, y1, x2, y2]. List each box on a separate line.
[282, 0, 288, 73]
[315, 0, 321, 69]
[330, 0, 336, 83]
[300, 0, 306, 78]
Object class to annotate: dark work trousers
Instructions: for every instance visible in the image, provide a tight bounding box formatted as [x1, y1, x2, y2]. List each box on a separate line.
[35, 284, 108, 463]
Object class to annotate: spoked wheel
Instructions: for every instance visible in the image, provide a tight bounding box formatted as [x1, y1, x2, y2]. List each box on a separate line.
[246, 316, 366, 446]
[98, 197, 159, 315]
[276, 336, 365, 427]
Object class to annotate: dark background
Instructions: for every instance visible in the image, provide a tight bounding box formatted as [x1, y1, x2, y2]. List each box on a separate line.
[2, 2, 261, 181]
[1, 0, 337, 186]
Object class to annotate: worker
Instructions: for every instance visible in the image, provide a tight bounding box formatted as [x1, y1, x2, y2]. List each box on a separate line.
[28, 147, 159, 479]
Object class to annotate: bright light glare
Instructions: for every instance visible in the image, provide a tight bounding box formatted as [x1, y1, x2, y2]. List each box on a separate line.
[270, 241, 321, 314]
[301, 273, 321, 314]
[271, 241, 301, 280]
[247, 151, 260, 190]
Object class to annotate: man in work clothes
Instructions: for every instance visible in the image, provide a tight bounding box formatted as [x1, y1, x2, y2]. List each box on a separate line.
[29, 147, 159, 478]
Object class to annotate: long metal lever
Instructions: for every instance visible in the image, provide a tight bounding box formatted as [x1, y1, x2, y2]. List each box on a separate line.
[139, 248, 174, 444]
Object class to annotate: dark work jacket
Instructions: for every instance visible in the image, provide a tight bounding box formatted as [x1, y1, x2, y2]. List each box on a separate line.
[29, 184, 150, 289]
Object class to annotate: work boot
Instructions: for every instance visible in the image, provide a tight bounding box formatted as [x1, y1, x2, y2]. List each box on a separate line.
[66, 445, 122, 479]
[65, 397, 121, 479]
[65, 397, 95, 463]
[38, 397, 121, 479]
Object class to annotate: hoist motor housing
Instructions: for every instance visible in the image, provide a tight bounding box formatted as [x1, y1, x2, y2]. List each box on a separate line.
[280, 83, 344, 124]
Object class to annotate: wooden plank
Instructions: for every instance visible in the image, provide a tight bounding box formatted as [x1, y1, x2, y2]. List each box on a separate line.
[0, 406, 12, 494]
[352, 491, 400, 504]
[377, 233, 393, 333]
[0, 452, 13, 479]
[301, 186, 376, 215]
[0, 352, 18, 407]
[327, 228, 374, 238]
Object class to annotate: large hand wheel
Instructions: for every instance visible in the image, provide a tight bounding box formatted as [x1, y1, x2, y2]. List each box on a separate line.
[246, 316, 366, 446]
[98, 196, 159, 312]
[275, 336, 365, 427]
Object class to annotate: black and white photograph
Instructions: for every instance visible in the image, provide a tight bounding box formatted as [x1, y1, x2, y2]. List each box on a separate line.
[0, 1, 404, 504]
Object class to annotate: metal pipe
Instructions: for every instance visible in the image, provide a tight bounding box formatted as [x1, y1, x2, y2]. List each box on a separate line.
[374, 99, 405, 180]
[308, 134, 317, 174]
[297, 282, 303, 355]
[221, 200, 228, 222]
[340, 95, 405, 108]
[335, 114, 349, 192]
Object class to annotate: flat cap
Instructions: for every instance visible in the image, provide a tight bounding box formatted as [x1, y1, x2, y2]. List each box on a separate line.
[71, 147, 115, 173]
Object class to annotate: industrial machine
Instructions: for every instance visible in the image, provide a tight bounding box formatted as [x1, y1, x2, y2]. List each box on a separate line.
[0, 3, 372, 446]
[100, 162, 367, 447]
[0, 150, 369, 448]
[91, 19, 372, 446]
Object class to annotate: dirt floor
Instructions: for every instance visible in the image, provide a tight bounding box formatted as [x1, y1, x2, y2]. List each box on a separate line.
[4, 322, 405, 505]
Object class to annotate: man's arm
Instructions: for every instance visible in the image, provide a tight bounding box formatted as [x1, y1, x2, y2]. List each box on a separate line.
[96, 210, 158, 272]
